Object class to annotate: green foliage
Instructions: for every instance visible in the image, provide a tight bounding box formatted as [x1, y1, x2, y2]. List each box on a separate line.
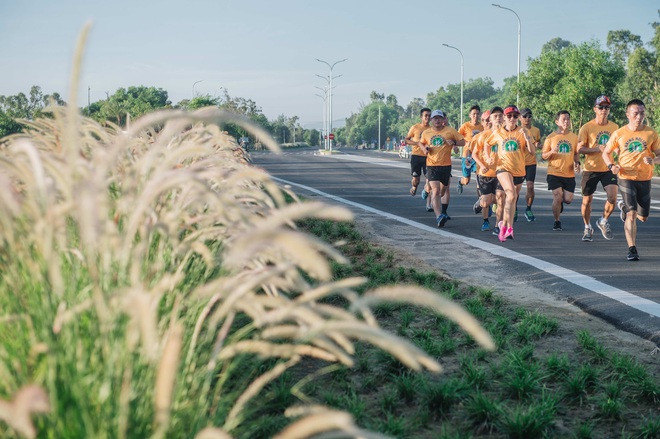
[517, 41, 625, 131]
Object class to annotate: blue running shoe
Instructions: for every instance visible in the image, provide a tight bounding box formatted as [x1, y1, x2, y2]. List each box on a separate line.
[481, 220, 490, 232]
[421, 188, 429, 200]
[437, 214, 449, 228]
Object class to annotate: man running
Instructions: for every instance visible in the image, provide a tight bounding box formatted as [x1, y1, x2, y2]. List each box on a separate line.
[541, 111, 581, 232]
[405, 108, 432, 211]
[457, 105, 484, 194]
[471, 110, 498, 231]
[577, 95, 619, 241]
[603, 99, 660, 261]
[519, 108, 541, 221]
[419, 110, 465, 227]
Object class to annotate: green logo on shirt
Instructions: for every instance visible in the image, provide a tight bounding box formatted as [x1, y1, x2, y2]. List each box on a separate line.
[503, 140, 519, 152]
[558, 141, 571, 153]
[627, 140, 644, 153]
[431, 136, 445, 146]
[597, 133, 610, 145]
[490, 144, 498, 153]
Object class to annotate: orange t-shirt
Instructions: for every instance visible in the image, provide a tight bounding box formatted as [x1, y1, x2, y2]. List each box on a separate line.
[471, 129, 497, 177]
[523, 125, 541, 165]
[420, 126, 465, 166]
[604, 125, 660, 181]
[406, 123, 430, 156]
[578, 120, 619, 172]
[458, 122, 484, 157]
[543, 132, 579, 178]
[485, 126, 530, 177]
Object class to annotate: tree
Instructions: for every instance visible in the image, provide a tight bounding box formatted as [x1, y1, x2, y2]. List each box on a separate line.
[187, 95, 220, 110]
[541, 37, 572, 54]
[607, 30, 643, 66]
[516, 41, 624, 131]
[95, 86, 170, 126]
[0, 86, 66, 137]
[369, 91, 385, 102]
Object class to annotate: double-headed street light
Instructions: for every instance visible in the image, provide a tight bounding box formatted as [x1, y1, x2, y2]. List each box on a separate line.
[442, 44, 464, 126]
[316, 58, 347, 153]
[492, 3, 521, 107]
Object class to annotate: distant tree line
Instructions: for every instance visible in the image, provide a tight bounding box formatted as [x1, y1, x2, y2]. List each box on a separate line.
[338, 13, 659, 147]
[1, 12, 658, 148]
[0, 85, 317, 148]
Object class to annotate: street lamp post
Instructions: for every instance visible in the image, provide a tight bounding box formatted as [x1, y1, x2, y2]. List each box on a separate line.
[492, 3, 521, 107]
[378, 104, 381, 151]
[316, 58, 347, 153]
[442, 44, 464, 127]
[316, 74, 341, 150]
[192, 80, 204, 99]
[314, 86, 328, 149]
[314, 93, 327, 147]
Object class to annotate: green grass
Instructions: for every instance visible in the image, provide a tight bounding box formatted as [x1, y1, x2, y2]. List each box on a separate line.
[294, 218, 660, 439]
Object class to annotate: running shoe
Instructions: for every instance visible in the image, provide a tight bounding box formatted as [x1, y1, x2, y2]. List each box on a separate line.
[514, 210, 518, 222]
[597, 217, 613, 240]
[498, 221, 506, 242]
[504, 226, 514, 240]
[473, 199, 483, 214]
[481, 220, 490, 232]
[426, 205, 434, 212]
[437, 213, 449, 228]
[627, 246, 639, 261]
[553, 221, 562, 231]
[582, 226, 593, 242]
[492, 226, 500, 236]
[618, 200, 627, 222]
[421, 188, 429, 200]
[525, 208, 536, 222]
[457, 182, 463, 194]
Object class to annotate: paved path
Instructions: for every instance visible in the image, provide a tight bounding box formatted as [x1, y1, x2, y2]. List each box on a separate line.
[252, 148, 660, 345]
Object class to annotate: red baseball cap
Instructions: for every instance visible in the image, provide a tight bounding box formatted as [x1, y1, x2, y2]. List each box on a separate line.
[595, 95, 611, 107]
[503, 105, 520, 116]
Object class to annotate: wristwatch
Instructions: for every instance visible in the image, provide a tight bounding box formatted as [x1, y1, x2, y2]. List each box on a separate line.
[607, 164, 613, 170]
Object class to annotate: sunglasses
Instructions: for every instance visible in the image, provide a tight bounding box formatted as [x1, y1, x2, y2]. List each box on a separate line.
[596, 106, 611, 110]
[505, 114, 519, 119]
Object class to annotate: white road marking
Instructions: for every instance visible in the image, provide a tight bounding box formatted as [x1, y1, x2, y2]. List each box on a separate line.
[273, 175, 660, 319]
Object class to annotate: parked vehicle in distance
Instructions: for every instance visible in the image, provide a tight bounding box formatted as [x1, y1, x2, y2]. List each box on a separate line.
[398, 145, 412, 159]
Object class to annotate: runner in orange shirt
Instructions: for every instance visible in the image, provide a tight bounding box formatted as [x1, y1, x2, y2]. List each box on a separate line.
[519, 108, 542, 222]
[457, 105, 484, 193]
[471, 110, 497, 232]
[541, 111, 581, 232]
[405, 108, 432, 211]
[603, 99, 660, 261]
[485, 105, 534, 242]
[577, 95, 619, 241]
[419, 110, 465, 227]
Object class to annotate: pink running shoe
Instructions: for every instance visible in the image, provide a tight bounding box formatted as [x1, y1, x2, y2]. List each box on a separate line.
[504, 226, 514, 240]
[498, 221, 506, 242]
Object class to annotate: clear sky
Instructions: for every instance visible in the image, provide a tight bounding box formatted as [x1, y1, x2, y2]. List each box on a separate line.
[0, 0, 657, 129]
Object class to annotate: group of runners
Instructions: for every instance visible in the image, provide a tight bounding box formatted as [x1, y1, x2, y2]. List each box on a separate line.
[405, 97, 660, 261]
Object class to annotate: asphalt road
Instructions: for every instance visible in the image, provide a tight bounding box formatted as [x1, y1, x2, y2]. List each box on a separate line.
[251, 147, 660, 344]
